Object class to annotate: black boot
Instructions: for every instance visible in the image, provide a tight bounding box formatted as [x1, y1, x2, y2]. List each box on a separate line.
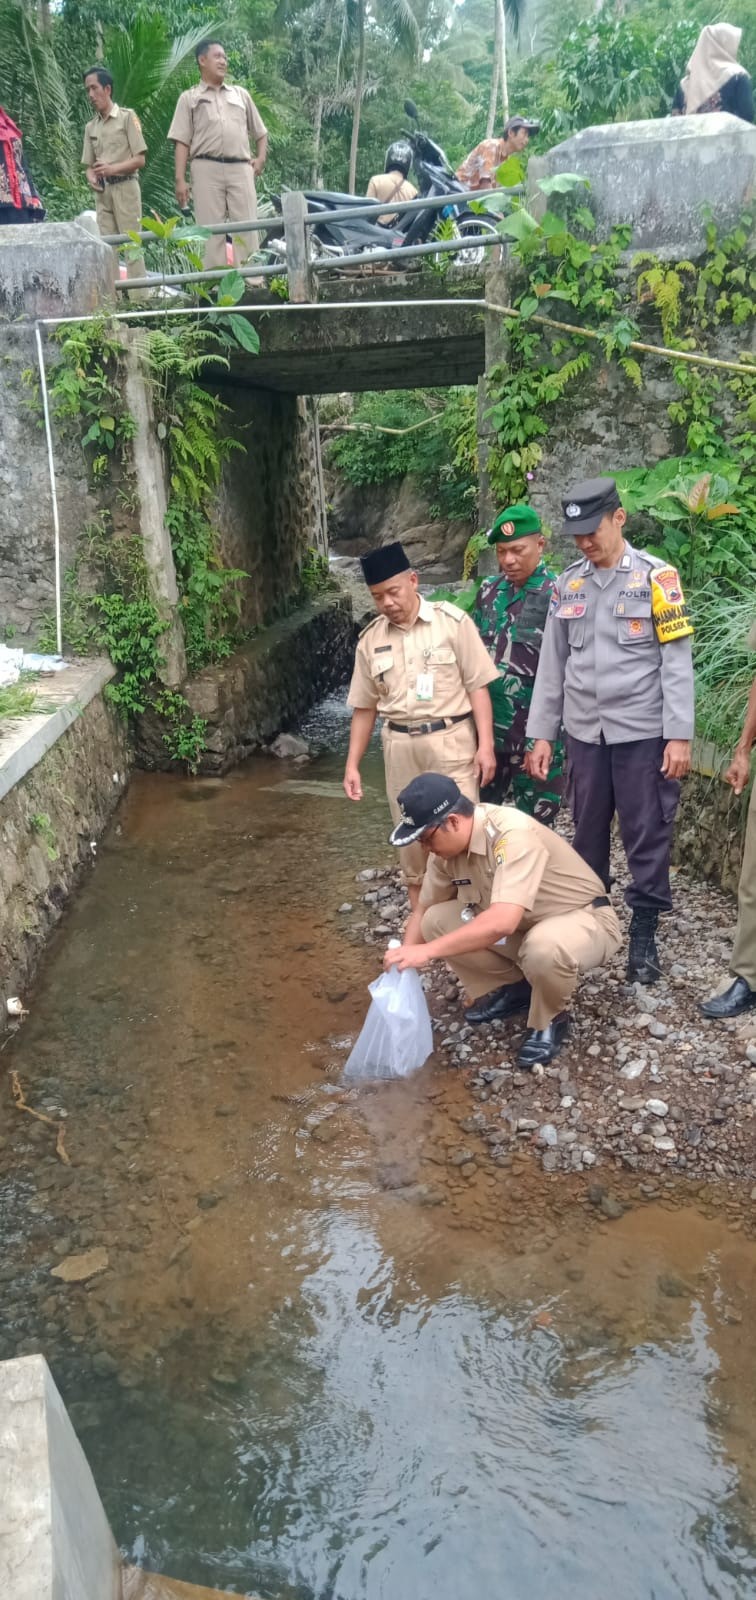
[627, 908, 662, 985]
[464, 979, 532, 1025]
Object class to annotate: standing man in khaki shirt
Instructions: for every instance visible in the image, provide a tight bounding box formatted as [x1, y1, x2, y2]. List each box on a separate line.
[385, 773, 622, 1067]
[82, 66, 147, 287]
[344, 542, 498, 908]
[168, 38, 268, 271]
[701, 619, 756, 1019]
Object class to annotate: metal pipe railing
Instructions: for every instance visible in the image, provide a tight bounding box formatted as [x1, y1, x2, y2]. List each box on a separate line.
[113, 226, 504, 292]
[300, 187, 521, 226]
[100, 214, 280, 246]
[100, 185, 520, 246]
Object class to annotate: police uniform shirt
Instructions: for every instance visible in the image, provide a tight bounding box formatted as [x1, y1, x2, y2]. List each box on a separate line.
[167, 82, 267, 161]
[347, 596, 498, 722]
[419, 802, 606, 928]
[526, 540, 695, 746]
[81, 104, 146, 168]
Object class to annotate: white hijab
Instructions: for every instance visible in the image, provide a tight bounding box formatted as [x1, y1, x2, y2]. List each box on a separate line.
[680, 23, 746, 114]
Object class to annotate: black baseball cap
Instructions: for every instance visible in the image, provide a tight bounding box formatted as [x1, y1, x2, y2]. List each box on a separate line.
[560, 477, 622, 537]
[390, 774, 462, 846]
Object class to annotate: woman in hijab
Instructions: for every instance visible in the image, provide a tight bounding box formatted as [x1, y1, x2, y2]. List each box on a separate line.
[672, 23, 754, 122]
[0, 108, 45, 223]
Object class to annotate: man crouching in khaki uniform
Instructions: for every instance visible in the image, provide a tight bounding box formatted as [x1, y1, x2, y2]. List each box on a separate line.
[168, 38, 268, 270]
[385, 772, 622, 1067]
[344, 542, 498, 911]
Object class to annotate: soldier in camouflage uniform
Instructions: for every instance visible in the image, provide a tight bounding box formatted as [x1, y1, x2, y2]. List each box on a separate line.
[473, 503, 565, 825]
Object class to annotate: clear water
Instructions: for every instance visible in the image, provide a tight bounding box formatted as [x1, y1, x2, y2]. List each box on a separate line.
[3, 696, 756, 1599]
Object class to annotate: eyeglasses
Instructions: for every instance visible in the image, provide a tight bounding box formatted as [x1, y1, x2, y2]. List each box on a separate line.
[420, 822, 444, 849]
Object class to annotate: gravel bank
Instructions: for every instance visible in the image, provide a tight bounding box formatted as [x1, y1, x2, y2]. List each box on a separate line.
[339, 850, 756, 1186]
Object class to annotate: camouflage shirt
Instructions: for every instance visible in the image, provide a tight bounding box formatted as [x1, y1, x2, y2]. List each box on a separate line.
[473, 560, 558, 749]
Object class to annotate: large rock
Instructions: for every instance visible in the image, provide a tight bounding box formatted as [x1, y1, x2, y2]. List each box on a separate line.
[0, 221, 114, 319]
[528, 114, 756, 255]
[328, 475, 471, 582]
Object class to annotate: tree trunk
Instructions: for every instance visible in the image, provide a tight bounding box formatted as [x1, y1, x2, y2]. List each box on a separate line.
[347, 0, 366, 194]
[311, 93, 323, 187]
[485, 0, 500, 137]
[498, 0, 509, 125]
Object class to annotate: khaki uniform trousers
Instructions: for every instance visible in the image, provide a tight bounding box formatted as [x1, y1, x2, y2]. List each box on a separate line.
[732, 778, 756, 988]
[95, 178, 147, 289]
[191, 160, 258, 269]
[382, 717, 479, 887]
[421, 899, 622, 1029]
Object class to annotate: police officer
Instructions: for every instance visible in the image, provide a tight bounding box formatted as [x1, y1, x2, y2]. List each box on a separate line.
[701, 624, 756, 1018]
[384, 773, 622, 1066]
[82, 66, 147, 288]
[168, 39, 268, 271]
[472, 502, 565, 824]
[527, 477, 694, 985]
[344, 541, 498, 910]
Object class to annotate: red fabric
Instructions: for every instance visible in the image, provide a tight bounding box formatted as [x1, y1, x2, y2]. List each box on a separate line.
[0, 107, 23, 210]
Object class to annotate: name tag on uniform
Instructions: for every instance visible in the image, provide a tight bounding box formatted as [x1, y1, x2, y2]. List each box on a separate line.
[415, 672, 434, 701]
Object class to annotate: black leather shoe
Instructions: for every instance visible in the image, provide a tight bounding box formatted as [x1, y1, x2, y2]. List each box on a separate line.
[700, 976, 756, 1019]
[464, 979, 532, 1025]
[517, 1012, 570, 1069]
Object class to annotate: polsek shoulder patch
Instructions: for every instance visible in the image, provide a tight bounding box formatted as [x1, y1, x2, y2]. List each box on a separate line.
[650, 566, 693, 643]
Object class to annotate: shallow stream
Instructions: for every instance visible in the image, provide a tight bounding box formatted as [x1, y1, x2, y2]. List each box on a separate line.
[2, 699, 756, 1598]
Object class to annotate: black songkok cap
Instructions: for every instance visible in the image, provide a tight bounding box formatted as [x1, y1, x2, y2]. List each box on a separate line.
[560, 477, 622, 537]
[360, 542, 411, 587]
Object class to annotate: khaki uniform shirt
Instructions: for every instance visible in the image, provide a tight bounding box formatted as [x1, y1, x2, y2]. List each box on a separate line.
[366, 170, 418, 222]
[347, 596, 497, 722]
[419, 802, 605, 929]
[526, 540, 695, 746]
[167, 82, 267, 160]
[81, 104, 146, 167]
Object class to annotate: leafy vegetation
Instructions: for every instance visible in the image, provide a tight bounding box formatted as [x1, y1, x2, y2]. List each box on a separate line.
[326, 388, 478, 522]
[7, 0, 756, 217]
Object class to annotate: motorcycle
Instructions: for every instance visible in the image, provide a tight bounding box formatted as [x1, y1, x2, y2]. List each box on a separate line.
[261, 101, 501, 271]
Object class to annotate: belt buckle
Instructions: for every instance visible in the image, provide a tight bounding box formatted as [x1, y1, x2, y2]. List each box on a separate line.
[408, 724, 423, 737]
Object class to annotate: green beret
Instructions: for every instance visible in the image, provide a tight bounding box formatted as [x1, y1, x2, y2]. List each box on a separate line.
[487, 503, 542, 544]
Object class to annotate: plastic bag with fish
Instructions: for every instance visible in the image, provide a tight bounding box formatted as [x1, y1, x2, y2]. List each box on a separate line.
[344, 943, 433, 1080]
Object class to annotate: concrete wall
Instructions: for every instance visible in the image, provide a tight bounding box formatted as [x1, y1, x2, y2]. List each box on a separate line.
[0, 1354, 121, 1600]
[137, 591, 354, 773]
[673, 748, 748, 896]
[211, 387, 327, 632]
[0, 687, 130, 1021]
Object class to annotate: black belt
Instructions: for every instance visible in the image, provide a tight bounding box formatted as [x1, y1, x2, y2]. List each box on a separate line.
[590, 895, 610, 909]
[104, 174, 136, 185]
[191, 155, 252, 164]
[386, 713, 471, 737]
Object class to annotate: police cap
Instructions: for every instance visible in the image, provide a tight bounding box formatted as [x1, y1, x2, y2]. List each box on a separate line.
[559, 477, 622, 537]
[390, 774, 462, 846]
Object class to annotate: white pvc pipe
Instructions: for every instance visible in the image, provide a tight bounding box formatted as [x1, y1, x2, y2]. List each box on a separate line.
[35, 296, 486, 330]
[34, 325, 63, 656]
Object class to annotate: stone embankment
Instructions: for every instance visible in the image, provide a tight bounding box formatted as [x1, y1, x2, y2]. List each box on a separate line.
[339, 852, 756, 1188]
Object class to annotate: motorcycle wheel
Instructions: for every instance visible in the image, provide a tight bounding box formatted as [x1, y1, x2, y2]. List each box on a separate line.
[454, 216, 500, 268]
